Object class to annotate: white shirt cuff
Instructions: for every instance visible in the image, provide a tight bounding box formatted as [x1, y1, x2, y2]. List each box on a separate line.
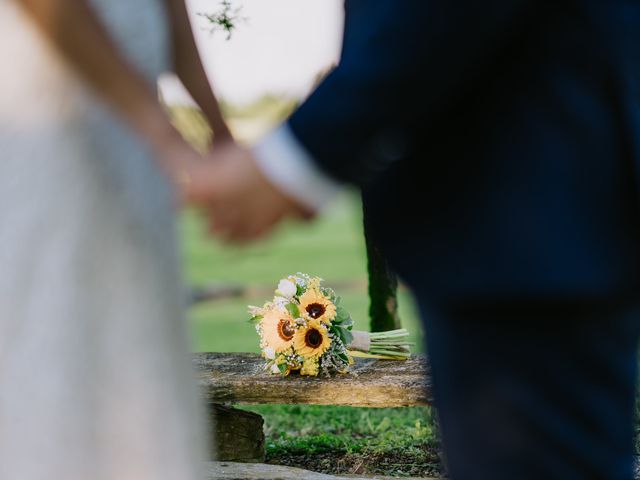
[252, 124, 342, 212]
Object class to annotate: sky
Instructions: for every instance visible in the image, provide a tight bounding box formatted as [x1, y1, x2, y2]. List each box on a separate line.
[160, 0, 344, 106]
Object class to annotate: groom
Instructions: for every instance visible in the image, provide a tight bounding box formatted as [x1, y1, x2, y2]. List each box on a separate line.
[187, 1, 640, 478]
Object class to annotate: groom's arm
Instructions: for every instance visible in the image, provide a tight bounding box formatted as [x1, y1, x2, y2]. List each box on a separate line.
[253, 0, 536, 210]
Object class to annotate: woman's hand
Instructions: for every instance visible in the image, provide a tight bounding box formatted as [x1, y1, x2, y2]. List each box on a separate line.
[154, 130, 312, 242]
[176, 142, 313, 243]
[150, 135, 205, 203]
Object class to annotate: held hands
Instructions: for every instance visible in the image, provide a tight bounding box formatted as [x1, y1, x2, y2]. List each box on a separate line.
[166, 139, 313, 244]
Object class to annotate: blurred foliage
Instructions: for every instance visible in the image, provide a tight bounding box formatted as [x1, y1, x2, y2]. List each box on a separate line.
[166, 96, 298, 148]
[167, 106, 212, 151]
[198, 0, 243, 40]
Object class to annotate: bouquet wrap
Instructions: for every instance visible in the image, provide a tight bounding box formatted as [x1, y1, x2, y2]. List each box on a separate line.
[349, 330, 371, 352]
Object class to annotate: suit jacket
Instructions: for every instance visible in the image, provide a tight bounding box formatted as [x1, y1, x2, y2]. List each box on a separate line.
[288, 0, 640, 304]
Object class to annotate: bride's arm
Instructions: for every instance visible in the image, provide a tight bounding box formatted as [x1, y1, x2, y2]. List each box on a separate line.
[16, 0, 192, 169]
[164, 0, 233, 144]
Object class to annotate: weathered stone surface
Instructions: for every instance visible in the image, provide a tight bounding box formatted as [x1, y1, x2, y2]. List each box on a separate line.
[205, 462, 438, 479]
[208, 404, 264, 463]
[206, 462, 349, 479]
[194, 353, 432, 408]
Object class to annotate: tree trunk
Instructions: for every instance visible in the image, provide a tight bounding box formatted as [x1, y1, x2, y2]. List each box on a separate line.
[363, 198, 402, 332]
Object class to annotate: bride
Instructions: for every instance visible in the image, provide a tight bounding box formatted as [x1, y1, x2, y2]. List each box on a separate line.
[0, 0, 230, 478]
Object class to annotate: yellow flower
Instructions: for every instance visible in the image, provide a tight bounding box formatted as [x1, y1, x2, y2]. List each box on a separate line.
[260, 308, 297, 353]
[299, 288, 336, 325]
[293, 324, 331, 358]
[300, 357, 320, 376]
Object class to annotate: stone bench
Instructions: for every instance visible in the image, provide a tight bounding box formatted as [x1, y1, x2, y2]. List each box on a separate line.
[193, 353, 432, 463]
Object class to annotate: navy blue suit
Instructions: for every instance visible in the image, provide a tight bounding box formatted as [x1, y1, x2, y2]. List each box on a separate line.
[288, 1, 640, 479]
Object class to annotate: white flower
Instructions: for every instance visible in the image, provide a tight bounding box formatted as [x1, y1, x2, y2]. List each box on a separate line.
[276, 279, 297, 299]
[270, 364, 281, 374]
[264, 346, 276, 360]
[273, 296, 289, 309]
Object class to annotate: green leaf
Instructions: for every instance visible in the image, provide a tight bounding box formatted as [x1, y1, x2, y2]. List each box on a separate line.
[333, 324, 353, 347]
[333, 306, 354, 331]
[342, 315, 354, 329]
[333, 306, 351, 324]
[286, 302, 300, 318]
[335, 305, 350, 322]
[337, 352, 350, 364]
[296, 283, 305, 296]
[277, 363, 288, 375]
[248, 315, 263, 324]
[341, 328, 354, 346]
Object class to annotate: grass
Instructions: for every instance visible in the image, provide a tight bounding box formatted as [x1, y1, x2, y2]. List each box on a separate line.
[246, 405, 441, 478]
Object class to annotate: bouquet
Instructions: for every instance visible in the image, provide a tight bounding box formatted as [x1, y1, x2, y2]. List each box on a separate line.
[249, 273, 412, 377]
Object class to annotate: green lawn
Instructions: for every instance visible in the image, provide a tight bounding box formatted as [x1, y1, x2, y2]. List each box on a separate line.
[181, 193, 438, 477]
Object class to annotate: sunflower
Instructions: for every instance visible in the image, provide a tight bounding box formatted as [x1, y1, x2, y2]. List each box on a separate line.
[260, 308, 298, 353]
[299, 288, 336, 325]
[293, 323, 331, 358]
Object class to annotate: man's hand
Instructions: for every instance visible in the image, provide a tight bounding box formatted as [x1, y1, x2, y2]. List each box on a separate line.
[178, 142, 313, 243]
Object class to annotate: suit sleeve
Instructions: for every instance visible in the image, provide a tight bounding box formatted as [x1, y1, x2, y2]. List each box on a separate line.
[287, 0, 536, 186]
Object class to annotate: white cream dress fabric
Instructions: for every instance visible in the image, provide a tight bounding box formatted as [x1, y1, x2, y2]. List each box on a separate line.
[0, 2, 206, 479]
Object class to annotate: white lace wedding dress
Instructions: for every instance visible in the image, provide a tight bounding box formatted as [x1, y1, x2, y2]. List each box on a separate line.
[0, 2, 206, 479]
